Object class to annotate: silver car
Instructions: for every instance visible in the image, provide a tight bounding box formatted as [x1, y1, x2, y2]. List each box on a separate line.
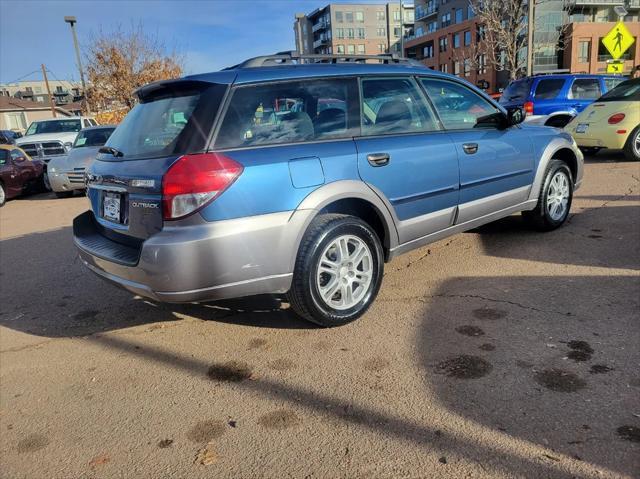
[48, 125, 115, 198]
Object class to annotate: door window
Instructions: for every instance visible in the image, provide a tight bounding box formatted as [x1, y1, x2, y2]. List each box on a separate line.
[10, 149, 24, 161]
[534, 79, 565, 100]
[215, 78, 358, 149]
[360, 77, 439, 136]
[420, 78, 501, 130]
[569, 79, 601, 100]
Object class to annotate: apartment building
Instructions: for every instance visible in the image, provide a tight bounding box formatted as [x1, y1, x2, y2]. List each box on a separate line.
[403, 0, 506, 91]
[294, 3, 414, 57]
[0, 80, 84, 106]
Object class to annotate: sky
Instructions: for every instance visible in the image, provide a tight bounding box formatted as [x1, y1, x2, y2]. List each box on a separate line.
[0, 0, 402, 84]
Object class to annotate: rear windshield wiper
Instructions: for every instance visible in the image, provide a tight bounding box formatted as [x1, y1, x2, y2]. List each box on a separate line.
[99, 146, 124, 157]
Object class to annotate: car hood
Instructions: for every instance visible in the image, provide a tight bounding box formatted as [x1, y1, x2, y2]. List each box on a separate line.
[65, 146, 101, 169]
[16, 132, 79, 145]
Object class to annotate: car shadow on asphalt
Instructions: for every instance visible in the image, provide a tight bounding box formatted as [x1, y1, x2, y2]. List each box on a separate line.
[0, 227, 311, 338]
[470, 205, 640, 270]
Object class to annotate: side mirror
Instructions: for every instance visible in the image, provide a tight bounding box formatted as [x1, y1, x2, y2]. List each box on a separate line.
[507, 107, 525, 126]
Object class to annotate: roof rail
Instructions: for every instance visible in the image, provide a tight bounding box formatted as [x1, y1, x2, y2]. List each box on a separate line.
[224, 50, 425, 69]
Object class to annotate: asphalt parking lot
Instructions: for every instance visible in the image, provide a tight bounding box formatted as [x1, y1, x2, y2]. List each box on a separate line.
[1, 152, 639, 479]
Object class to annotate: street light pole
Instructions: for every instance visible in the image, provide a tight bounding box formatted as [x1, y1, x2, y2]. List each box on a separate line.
[64, 16, 89, 112]
[526, 0, 535, 76]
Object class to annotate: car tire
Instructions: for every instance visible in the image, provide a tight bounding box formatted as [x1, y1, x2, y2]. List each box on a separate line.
[522, 159, 573, 231]
[42, 172, 51, 192]
[55, 191, 74, 199]
[0, 182, 6, 207]
[623, 125, 640, 161]
[579, 147, 600, 156]
[288, 214, 384, 327]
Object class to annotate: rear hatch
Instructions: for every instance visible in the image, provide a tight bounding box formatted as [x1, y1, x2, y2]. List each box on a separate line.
[498, 78, 532, 109]
[86, 79, 228, 241]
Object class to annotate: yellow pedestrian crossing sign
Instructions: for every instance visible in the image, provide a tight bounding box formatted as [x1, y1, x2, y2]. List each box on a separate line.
[602, 22, 635, 60]
[607, 60, 624, 74]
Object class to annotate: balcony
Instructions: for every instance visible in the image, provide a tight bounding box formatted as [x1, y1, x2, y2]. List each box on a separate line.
[312, 20, 329, 33]
[415, 5, 437, 21]
[313, 37, 330, 49]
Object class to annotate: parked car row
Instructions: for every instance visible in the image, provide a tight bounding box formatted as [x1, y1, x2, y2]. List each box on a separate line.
[0, 145, 45, 206]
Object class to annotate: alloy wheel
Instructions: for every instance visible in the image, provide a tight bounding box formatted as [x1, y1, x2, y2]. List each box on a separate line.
[546, 171, 570, 221]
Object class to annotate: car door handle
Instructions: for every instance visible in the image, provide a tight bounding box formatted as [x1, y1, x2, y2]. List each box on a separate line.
[367, 153, 390, 166]
[462, 143, 478, 155]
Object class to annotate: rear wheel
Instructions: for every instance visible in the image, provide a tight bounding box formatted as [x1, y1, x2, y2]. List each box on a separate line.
[523, 159, 573, 231]
[288, 214, 384, 327]
[0, 182, 6, 207]
[623, 126, 640, 161]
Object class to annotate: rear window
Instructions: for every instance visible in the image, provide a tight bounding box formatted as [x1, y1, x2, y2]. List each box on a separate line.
[604, 78, 627, 93]
[534, 79, 565, 100]
[569, 79, 601, 100]
[215, 78, 359, 149]
[499, 79, 532, 104]
[103, 82, 226, 160]
[597, 79, 640, 102]
[73, 127, 115, 148]
[26, 119, 81, 135]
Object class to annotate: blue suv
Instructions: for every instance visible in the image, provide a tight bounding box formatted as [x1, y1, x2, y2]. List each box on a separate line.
[73, 52, 583, 327]
[499, 74, 626, 128]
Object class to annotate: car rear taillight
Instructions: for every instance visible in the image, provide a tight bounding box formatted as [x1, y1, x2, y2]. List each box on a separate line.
[523, 101, 534, 116]
[162, 153, 243, 220]
[607, 113, 625, 124]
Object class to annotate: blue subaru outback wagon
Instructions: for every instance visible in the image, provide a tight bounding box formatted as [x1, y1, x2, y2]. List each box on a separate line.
[73, 52, 583, 327]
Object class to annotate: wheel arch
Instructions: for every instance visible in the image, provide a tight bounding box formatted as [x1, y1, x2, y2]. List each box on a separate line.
[527, 137, 582, 203]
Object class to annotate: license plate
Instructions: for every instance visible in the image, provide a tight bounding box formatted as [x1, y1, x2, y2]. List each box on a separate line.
[103, 192, 122, 223]
[576, 123, 589, 134]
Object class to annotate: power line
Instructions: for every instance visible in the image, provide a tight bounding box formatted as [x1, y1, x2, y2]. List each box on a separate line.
[2, 69, 42, 85]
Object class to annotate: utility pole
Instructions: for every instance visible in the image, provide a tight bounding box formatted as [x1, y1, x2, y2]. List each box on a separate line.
[41, 64, 57, 118]
[399, 0, 404, 56]
[64, 16, 90, 112]
[526, 0, 535, 76]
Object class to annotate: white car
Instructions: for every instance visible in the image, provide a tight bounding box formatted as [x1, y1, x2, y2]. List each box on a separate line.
[16, 117, 97, 189]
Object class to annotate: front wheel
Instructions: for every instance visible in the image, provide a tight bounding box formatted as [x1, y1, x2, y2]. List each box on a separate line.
[623, 126, 640, 161]
[0, 182, 6, 207]
[522, 159, 573, 231]
[288, 214, 384, 327]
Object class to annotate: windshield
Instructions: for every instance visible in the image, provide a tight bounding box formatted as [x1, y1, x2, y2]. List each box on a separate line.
[25, 119, 82, 135]
[499, 79, 532, 103]
[103, 82, 225, 160]
[597, 79, 640, 102]
[73, 127, 115, 148]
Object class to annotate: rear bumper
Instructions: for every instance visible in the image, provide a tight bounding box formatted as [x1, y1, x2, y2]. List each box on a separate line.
[568, 126, 631, 150]
[73, 209, 314, 303]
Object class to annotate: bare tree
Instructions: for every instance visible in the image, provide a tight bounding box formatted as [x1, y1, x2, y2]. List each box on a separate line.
[470, 0, 528, 80]
[85, 24, 183, 114]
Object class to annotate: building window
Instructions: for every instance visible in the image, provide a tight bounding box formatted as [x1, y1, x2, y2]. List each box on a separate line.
[336, 28, 344, 39]
[464, 30, 471, 46]
[335, 11, 343, 23]
[463, 59, 471, 77]
[378, 43, 386, 53]
[441, 13, 451, 28]
[468, 5, 474, 19]
[453, 33, 460, 48]
[477, 25, 486, 41]
[439, 36, 448, 53]
[394, 11, 401, 21]
[455, 9, 463, 23]
[427, 21, 437, 33]
[355, 11, 364, 22]
[394, 27, 401, 37]
[347, 28, 355, 39]
[356, 44, 365, 54]
[347, 44, 356, 54]
[377, 27, 386, 37]
[478, 54, 487, 74]
[376, 11, 385, 21]
[454, 61, 461, 75]
[440, 63, 448, 73]
[423, 44, 434, 58]
[337, 44, 345, 54]
[357, 28, 365, 38]
[578, 41, 590, 62]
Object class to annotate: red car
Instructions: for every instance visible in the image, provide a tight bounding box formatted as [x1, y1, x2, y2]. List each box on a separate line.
[0, 145, 45, 206]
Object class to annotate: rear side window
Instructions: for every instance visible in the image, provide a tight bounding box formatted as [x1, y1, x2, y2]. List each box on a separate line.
[421, 78, 500, 130]
[534, 79, 565, 100]
[360, 77, 438, 135]
[499, 79, 532, 103]
[103, 81, 227, 160]
[604, 78, 625, 92]
[215, 78, 359, 149]
[569, 79, 601, 100]
[598, 79, 640, 102]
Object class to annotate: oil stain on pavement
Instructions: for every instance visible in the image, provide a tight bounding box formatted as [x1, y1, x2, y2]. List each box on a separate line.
[566, 340, 594, 362]
[257, 410, 301, 430]
[187, 420, 226, 443]
[434, 355, 492, 379]
[455, 325, 485, 337]
[16, 433, 49, 453]
[534, 368, 586, 392]
[207, 361, 253, 382]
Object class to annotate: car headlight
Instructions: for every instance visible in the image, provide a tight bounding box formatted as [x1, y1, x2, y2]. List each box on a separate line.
[64, 142, 73, 151]
[49, 166, 56, 173]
